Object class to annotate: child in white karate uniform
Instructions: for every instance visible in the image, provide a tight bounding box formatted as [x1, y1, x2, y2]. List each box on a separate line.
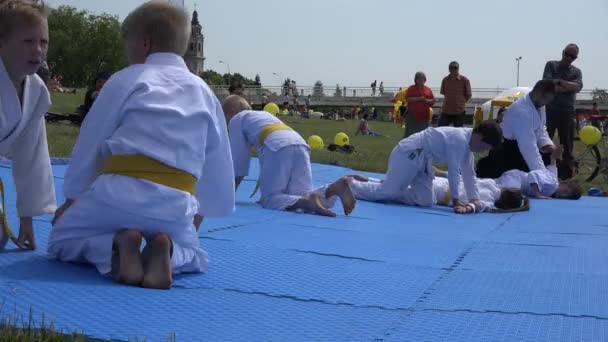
[48, 2, 235, 289]
[347, 174, 529, 214]
[223, 95, 355, 217]
[0, 0, 56, 251]
[351, 122, 503, 214]
[495, 146, 582, 200]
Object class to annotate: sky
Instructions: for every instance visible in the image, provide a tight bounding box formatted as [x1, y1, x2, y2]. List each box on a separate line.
[47, 0, 608, 89]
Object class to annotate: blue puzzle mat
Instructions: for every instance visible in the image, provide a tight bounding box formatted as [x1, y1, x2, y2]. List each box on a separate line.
[1, 158, 607, 341]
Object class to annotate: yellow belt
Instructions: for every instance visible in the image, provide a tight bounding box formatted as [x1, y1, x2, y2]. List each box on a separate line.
[0, 178, 18, 248]
[257, 123, 292, 146]
[251, 123, 293, 197]
[103, 154, 197, 195]
[438, 185, 452, 206]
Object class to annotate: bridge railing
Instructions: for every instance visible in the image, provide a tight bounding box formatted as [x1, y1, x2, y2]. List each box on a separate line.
[210, 84, 595, 101]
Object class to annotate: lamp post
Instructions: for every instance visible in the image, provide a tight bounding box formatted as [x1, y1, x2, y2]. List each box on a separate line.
[219, 60, 231, 84]
[515, 56, 522, 86]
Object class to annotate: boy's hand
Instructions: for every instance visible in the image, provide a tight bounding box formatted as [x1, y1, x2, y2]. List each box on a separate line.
[16, 217, 35, 250]
[52, 199, 75, 225]
[551, 145, 563, 160]
[193, 214, 204, 231]
[470, 200, 481, 212]
[452, 199, 464, 208]
[541, 144, 555, 154]
[454, 205, 471, 214]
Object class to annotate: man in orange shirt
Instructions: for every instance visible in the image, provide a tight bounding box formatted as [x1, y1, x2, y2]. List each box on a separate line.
[439, 61, 471, 127]
[404, 72, 435, 138]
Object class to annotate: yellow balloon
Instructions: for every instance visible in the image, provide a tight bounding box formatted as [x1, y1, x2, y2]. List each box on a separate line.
[334, 132, 349, 146]
[579, 125, 602, 146]
[263, 102, 280, 116]
[307, 135, 324, 150]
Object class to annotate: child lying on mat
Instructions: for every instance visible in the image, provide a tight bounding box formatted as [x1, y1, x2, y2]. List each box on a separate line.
[437, 146, 582, 200]
[223, 95, 355, 217]
[347, 174, 528, 214]
[0, 0, 56, 251]
[495, 146, 582, 200]
[48, 1, 235, 289]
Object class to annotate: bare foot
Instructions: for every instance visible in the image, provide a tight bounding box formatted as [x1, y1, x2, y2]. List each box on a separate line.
[111, 229, 144, 286]
[141, 233, 173, 290]
[334, 177, 356, 215]
[307, 193, 337, 217]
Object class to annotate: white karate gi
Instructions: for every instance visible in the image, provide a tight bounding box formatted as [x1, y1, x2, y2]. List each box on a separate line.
[229, 110, 336, 211]
[0, 58, 56, 219]
[47, 53, 235, 276]
[501, 94, 554, 171]
[352, 127, 479, 207]
[350, 176, 499, 212]
[495, 165, 559, 197]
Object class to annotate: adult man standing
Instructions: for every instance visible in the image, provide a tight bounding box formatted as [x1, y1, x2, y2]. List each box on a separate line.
[542, 44, 583, 178]
[439, 61, 472, 127]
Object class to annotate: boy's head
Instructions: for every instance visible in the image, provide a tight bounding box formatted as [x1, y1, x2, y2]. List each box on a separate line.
[470, 120, 503, 153]
[554, 179, 583, 200]
[0, 0, 49, 80]
[223, 95, 251, 123]
[530, 79, 556, 107]
[229, 82, 244, 96]
[93, 72, 111, 90]
[495, 188, 524, 210]
[121, 1, 190, 65]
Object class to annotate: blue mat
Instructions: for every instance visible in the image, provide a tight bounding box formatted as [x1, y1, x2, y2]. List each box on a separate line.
[1, 158, 607, 341]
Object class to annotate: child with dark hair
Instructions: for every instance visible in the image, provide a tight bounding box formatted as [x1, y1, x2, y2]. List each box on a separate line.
[343, 122, 502, 213]
[81, 72, 111, 119]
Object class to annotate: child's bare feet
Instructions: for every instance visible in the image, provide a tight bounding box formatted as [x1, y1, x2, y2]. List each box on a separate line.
[307, 193, 336, 217]
[335, 177, 356, 215]
[141, 233, 173, 290]
[111, 229, 144, 286]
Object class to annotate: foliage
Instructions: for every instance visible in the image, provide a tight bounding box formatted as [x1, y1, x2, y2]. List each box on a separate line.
[47, 6, 127, 88]
[591, 88, 608, 103]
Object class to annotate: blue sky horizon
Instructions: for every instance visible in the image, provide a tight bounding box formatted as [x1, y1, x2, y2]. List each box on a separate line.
[48, 0, 607, 90]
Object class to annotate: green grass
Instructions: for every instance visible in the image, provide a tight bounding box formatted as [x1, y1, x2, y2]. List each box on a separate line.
[49, 91, 84, 114]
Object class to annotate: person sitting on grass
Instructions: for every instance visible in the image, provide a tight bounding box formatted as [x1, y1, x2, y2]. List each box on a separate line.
[80, 71, 111, 121]
[48, 1, 235, 289]
[355, 114, 382, 136]
[223, 95, 356, 217]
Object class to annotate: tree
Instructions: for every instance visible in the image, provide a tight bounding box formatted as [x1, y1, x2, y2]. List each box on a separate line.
[47, 6, 126, 87]
[334, 84, 342, 97]
[201, 70, 226, 86]
[313, 80, 324, 98]
[591, 88, 608, 103]
[254, 74, 261, 86]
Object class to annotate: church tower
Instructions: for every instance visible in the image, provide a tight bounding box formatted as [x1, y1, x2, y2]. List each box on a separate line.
[184, 10, 205, 75]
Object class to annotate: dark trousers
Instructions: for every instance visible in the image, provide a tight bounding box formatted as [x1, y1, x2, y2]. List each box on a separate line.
[438, 112, 465, 127]
[546, 109, 575, 163]
[476, 139, 551, 179]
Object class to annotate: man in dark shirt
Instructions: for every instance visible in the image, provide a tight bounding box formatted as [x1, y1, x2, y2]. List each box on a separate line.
[542, 43, 583, 178]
